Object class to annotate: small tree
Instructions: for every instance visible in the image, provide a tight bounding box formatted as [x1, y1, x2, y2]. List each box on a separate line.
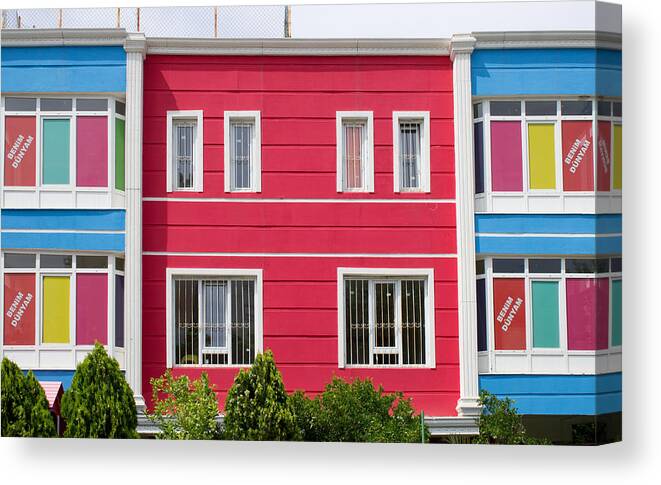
[476, 391, 548, 445]
[223, 350, 300, 441]
[61, 343, 137, 438]
[1, 357, 56, 438]
[148, 370, 220, 440]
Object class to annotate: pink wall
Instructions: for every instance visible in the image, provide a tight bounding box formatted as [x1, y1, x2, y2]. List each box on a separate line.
[76, 116, 108, 187]
[76, 273, 108, 345]
[566, 278, 609, 350]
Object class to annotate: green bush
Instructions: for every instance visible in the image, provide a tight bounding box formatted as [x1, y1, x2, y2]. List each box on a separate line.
[476, 390, 549, 445]
[147, 370, 220, 440]
[1, 357, 56, 438]
[288, 390, 321, 442]
[300, 376, 428, 443]
[61, 343, 137, 438]
[223, 350, 300, 441]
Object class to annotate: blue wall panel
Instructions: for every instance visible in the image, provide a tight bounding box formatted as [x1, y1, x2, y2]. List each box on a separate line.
[472, 48, 621, 97]
[475, 235, 621, 256]
[2, 232, 125, 252]
[2, 209, 125, 231]
[1, 46, 126, 93]
[479, 373, 622, 415]
[475, 214, 622, 235]
[27, 370, 75, 390]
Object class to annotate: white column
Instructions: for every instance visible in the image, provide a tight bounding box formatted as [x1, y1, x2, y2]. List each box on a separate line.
[124, 33, 146, 410]
[450, 34, 481, 417]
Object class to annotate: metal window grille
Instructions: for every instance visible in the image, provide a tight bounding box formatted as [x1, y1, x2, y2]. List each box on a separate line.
[230, 120, 254, 190]
[342, 121, 366, 190]
[345, 278, 426, 366]
[399, 121, 422, 189]
[174, 121, 195, 190]
[174, 278, 255, 366]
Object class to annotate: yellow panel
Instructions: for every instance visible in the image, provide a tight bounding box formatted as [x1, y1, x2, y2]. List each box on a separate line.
[613, 124, 622, 189]
[528, 123, 556, 190]
[43, 276, 70, 344]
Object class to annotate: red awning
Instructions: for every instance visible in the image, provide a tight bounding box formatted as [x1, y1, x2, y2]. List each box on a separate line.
[38, 381, 63, 414]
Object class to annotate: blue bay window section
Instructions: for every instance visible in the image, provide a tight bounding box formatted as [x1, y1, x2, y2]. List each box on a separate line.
[1, 46, 126, 93]
[472, 49, 621, 98]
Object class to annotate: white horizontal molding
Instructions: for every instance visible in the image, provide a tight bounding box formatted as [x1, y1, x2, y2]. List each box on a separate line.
[1, 28, 128, 46]
[473, 30, 622, 50]
[145, 251, 456, 259]
[143, 197, 454, 204]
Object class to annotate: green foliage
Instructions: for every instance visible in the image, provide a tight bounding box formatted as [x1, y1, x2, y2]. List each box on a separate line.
[147, 370, 220, 440]
[61, 343, 137, 438]
[296, 376, 428, 443]
[288, 390, 321, 442]
[476, 391, 549, 445]
[223, 350, 300, 441]
[1, 357, 56, 438]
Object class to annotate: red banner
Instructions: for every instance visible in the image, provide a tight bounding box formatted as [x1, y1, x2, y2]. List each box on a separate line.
[562, 121, 594, 191]
[597, 121, 612, 192]
[4, 116, 36, 186]
[4, 274, 36, 345]
[493, 278, 526, 350]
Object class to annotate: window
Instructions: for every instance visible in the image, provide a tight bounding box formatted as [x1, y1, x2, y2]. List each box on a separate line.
[393, 112, 430, 192]
[338, 269, 434, 367]
[166, 110, 204, 193]
[336, 112, 374, 192]
[224, 111, 261, 192]
[167, 269, 263, 367]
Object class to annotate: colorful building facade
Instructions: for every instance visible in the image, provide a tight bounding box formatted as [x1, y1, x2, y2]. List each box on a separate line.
[1, 2, 622, 442]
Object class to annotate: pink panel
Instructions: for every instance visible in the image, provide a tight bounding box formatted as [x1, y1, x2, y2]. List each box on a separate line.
[76, 273, 108, 345]
[76, 116, 108, 187]
[567, 278, 609, 350]
[490, 121, 523, 191]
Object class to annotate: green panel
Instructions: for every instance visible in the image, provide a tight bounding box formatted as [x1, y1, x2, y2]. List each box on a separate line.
[532, 280, 560, 348]
[611, 280, 622, 346]
[115, 117, 125, 191]
[42, 119, 70, 184]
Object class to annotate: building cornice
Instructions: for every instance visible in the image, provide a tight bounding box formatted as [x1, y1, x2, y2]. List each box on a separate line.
[1, 28, 127, 46]
[473, 30, 622, 50]
[146, 38, 451, 56]
[450, 34, 476, 61]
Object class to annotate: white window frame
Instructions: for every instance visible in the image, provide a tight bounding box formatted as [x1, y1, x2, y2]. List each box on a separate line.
[336, 111, 374, 193]
[224, 111, 261, 193]
[165, 268, 263, 368]
[166, 110, 204, 193]
[337, 268, 435, 369]
[393, 111, 431, 193]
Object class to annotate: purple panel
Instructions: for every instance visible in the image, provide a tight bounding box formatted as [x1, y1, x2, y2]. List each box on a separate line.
[76, 116, 108, 187]
[76, 273, 108, 345]
[490, 121, 523, 191]
[567, 278, 609, 350]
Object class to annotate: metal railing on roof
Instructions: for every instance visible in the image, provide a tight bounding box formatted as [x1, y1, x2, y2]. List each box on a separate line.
[1, 6, 292, 38]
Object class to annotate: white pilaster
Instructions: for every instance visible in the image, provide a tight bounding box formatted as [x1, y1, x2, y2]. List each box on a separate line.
[450, 34, 481, 417]
[124, 33, 147, 411]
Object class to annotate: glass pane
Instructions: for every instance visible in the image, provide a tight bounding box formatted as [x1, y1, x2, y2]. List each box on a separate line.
[374, 282, 397, 350]
[474, 122, 484, 194]
[115, 258, 125, 272]
[566, 278, 609, 350]
[613, 102, 622, 117]
[611, 258, 622, 273]
[174, 279, 199, 365]
[174, 122, 195, 189]
[5, 97, 37, 111]
[492, 259, 524, 273]
[343, 121, 365, 190]
[42, 276, 70, 344]
[77, 256, 108, 269]
[597, 101, 611, 117]
[76, 274, 108, 345]
[231, 121, 254, 190]
[529, 259, 561, 273]
[115, 275, 124, 347]
[4, 253, 36, 268]
[566, 259, 596, 273]
[476, 259, 485, 275]
[231, 280, 255, 365]
[42, 118, 71, 184]
[345, 279, 369, 365]
[3, 274, 36, 345]
[477, 279, 487, 352]
[562, 121, 594, 191]
[526, 101, 556, 116]
[41, 98, 73, 111]
[4, 115, 37, 186]
[115, 100, 126, 116]
[532, 280, 560, 348]
[473, 103, 482, 119]
[399, 121, 421, 189]
[613, 124, 622, 189]
[76, 116, 108, 187]
[76, 99, 108, 111]
[40, 254, 72, 268]
[528, 123, 556, 190]
[596, 121, 612, 192]
[490, 121, 523, 191]
[203, 281, 227, 349]
[401, 280, 425, 365]
[492, 278, 526, 350]
[561, 100, 592, 116]
[611, 280, 622, 346]
[491, 101, 521, 116]
[115, 118, 126, 191]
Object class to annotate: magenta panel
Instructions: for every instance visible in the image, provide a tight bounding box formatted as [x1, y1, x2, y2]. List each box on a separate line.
[76, 116, 108, 187]
[566, 278, 609, 350]
[490, 121, 523, 191]
[76, 273, 108, 345]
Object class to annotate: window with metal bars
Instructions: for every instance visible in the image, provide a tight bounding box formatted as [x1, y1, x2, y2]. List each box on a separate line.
[230, 120, 254, 190]
[398, 120, 422, 190]
[173, 278, 255, 366]
[344, 278, 427, 366]
[342, 120, 367, 190]
[173, 120, 196, 190]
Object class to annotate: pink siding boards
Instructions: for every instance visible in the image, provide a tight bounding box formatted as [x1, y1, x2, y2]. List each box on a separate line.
[566, 278, 609, 350]
[142, 55, 458, 417]
[76, 273, 108, 345]
[490, 121, 523, 191]
[76, 116, 108, 187]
